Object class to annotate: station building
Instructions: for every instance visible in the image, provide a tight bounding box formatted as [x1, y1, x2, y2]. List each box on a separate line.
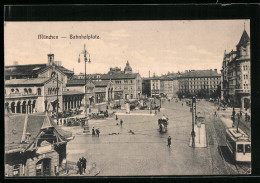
[4, 54, 120, 114]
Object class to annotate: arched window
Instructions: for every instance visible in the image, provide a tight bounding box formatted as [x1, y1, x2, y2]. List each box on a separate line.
[37, 88, 41, 95]
[24, 88, 28, 94]
[28, 88, 32, 93]
[11, 88, 15, 93]
[15, 88, 19, 93]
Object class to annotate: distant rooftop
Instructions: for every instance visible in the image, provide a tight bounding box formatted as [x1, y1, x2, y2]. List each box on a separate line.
[180, 70, 221, 78]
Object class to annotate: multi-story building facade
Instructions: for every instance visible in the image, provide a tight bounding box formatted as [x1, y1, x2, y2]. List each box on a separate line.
[100, 61, 142, 100]
[142, 73, 179, 98]
[221, 30, 250, 110]
[150, 76, 161, 97]
[178, 69, 221, 97]
[159, 73, 179, 98]
[4, 53, 119, 114]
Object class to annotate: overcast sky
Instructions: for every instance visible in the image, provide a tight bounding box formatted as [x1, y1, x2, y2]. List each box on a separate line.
[4, 20, 249, 77]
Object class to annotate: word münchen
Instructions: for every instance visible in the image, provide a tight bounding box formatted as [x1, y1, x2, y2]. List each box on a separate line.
[38, 34, 59, 39]
[69, 34, 100, 40]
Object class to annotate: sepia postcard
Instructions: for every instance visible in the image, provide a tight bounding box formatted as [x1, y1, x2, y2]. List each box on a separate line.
[4, 20, 251, 177]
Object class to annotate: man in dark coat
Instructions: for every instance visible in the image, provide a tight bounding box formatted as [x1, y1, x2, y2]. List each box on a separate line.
[167, 136, 172, 148]
[96, 128, 100, 137]
[120, 119, 123, 127]
[81, 157, 87, 173]
[77, 158, 82, 175]
[92, 127, 96, 136]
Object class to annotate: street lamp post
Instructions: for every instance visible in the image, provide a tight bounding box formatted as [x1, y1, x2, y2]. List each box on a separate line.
[78, 44, 91, 133]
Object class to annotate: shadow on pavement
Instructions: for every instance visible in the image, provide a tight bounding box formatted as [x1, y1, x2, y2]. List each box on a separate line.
[218, 145, 235, 165]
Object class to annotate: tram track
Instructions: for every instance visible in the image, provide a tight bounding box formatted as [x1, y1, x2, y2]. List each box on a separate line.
[198, 103, 232, 174]
[197, 101, 251, 175]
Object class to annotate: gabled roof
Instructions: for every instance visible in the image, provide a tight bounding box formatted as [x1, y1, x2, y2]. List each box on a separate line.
[180, 70, 221, 78]
[5, 113, 72, 153]
[36, 64, 74, 77]
[5, 63, 74, 77]
[5, 64, 47, 76]
[237, 30, 250, 47]
[101, 73, 139, 80]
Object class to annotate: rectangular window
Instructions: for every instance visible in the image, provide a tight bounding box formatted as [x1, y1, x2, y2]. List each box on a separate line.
[245, 144, 251, 153]
[237, 144, 243, 153]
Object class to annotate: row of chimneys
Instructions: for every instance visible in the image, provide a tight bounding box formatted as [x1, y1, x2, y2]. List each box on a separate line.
[148, 69, 218, 77]
[184, 69, 217, 73]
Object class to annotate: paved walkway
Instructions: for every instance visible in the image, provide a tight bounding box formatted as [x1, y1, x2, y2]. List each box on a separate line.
[189, 124, 207, 148]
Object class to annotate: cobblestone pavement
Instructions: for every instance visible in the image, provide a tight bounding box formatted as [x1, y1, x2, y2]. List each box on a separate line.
[64, 99, 250, 176]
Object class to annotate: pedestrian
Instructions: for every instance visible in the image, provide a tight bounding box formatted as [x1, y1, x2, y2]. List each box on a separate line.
[158, 107, 160, 112]
[96, 128, 100, 137]
[77, 158, 82, 175]
[167, 136, 172, 148]
[120, 119, 123, 127]
[214, 111, 217, 117]
[155, 110, 157, 115]
[159, 124, 163, 132]
[232, 108, 236, 117]
[92, 127, 96, 136]
[182, 103, 183, 107]
[81, 157, 87, 174]
[116, 115, 118, 120]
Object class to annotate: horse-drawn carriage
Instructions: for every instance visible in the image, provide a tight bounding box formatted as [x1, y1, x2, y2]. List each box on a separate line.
[158, 116, 168, 133]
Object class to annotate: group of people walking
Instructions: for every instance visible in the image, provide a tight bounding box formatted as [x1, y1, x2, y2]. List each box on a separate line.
[77, 157, 87, 175]
[92, 127, 100, 137]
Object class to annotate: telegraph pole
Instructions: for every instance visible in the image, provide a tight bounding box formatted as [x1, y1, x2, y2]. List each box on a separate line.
[191, 96, 196, 148]
[56, 73, 59, 125]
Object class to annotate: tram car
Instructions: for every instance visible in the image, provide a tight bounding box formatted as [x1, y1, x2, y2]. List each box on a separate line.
[158, 116, 168, 133]
[226, 128, 251, 162]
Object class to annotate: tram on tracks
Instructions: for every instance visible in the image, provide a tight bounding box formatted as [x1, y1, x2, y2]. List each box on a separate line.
[226, 128, 251, 162]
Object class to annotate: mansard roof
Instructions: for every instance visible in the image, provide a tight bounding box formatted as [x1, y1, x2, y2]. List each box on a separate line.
[5, 63, 74, 77]
[180, 70, 221, 78]
[237, 30, 250, 47]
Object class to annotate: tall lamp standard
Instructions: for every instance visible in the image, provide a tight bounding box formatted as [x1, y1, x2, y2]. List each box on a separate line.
[78, 44, 91, 133]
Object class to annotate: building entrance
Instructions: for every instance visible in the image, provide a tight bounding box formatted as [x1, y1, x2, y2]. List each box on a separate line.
[36, 158, 51, 176]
